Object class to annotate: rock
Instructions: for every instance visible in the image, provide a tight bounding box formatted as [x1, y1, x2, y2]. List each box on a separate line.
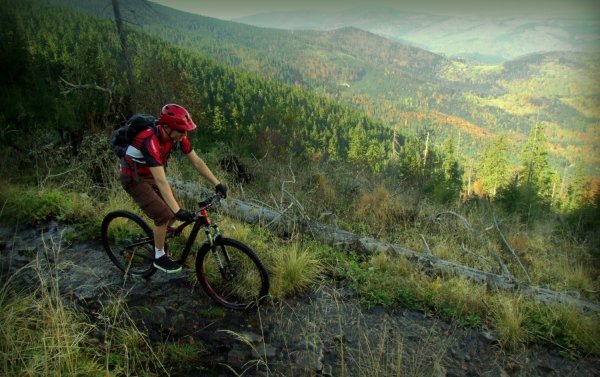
[481, 329, 498, 344]
[227, 346, 247, 370]
[293, 350, 323, 375]
[252, 344, 277, 359]
[321, 364, 333, 377]
[148, 305, 167, 326]
[433, 362, 447, 377]
[239, 331, 263, 344]
[169, 313, 185, 330]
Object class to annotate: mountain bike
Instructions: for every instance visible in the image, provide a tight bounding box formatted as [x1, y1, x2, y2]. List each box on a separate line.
[100, 194, 269, 311]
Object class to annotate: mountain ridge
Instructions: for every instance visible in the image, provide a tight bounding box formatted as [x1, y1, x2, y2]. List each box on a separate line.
[235, 6, 600, 63]
[49, 0, 600, 172]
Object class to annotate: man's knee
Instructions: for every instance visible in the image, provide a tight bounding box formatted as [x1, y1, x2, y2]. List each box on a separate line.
[154, 210, 175, 226]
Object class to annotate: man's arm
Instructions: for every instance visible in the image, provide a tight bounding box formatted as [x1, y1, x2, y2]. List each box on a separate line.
[186, 150, 220, 186]
[149, 166, 181, 213]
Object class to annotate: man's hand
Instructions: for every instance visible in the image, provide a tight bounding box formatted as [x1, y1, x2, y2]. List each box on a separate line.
[215, 183, 228, 198]
[175, 209, 195, 222]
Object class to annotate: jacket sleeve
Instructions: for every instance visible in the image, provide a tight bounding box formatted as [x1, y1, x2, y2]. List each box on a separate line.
[141, 135, 163, 166]
[180, 136, 192, 155]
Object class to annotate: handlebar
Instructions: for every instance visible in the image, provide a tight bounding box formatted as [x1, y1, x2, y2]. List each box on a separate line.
[168, 194, 223, 233]
[198, 194, 223, 211]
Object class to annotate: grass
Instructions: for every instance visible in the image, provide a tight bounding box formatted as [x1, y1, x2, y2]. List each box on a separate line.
[334, 248, 599, 355]
[339, 251, 486, 327]
[0, 152, 598, 363]
[0, 285, 96, 375]
[0, 183, 102, 240]
[220, 328, 271, 376]
[492, 295, 529, 351]
[261, 285, 454, 376]
[0, 237, 167, 376]
[269, 241, 324, 298]
[524, 302, 600, 356]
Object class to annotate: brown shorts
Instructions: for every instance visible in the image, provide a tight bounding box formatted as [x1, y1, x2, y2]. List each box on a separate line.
[120, 174, 179, 226]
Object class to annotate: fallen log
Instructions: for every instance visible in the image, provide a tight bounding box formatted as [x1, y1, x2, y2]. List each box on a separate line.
[171, 180, 599, 312]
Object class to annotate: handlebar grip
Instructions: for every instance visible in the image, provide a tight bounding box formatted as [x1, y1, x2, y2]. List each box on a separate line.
[198, 194, 222, 210]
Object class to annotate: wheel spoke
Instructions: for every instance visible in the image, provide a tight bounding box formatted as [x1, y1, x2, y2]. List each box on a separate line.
[101, 211, 156, 277]
[197, 238, 269, 310]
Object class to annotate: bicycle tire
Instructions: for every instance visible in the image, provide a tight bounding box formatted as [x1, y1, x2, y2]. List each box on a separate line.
[101, 210, 157, 278]
[196, 237, 269, 311]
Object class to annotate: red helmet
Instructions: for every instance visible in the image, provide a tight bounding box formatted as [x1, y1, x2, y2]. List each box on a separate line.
[159, 104, 197, 132]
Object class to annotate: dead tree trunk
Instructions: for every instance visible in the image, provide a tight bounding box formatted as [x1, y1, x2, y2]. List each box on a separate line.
[170, 180, 599, 312]
[111, 0, 136, 97]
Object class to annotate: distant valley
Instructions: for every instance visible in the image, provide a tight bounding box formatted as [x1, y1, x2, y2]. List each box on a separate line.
[236, 7, 600, 63]
[53, 1, 600, 174]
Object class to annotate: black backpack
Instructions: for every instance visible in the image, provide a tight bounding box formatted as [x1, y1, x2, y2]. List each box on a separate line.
[110, 114, 158, 158]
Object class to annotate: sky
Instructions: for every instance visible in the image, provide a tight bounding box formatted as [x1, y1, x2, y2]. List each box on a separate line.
[149, 0, 600, 20]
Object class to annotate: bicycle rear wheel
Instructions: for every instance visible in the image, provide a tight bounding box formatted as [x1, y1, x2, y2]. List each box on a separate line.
[196, 238, 269, 311]
[101, 211, 156, 278]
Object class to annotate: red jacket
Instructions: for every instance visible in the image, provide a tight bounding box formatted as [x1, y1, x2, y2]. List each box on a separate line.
[120, 124, 192, 177]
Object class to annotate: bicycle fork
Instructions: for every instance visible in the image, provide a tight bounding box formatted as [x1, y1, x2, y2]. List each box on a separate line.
[204, 224, 235, 280]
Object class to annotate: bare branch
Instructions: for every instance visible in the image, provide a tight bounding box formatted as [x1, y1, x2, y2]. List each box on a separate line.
[59, 77, 114, 105]
[169, 179, 600, 312]
[460, 243, 493, 265]
[420, 234, 433, 255]
[434, 211, 512, 278]
[493, 213, 532, 283]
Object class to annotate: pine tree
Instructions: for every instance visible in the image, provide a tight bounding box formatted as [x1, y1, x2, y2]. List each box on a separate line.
[479, 136, 510, 197]
[211, 105, 228, 136]
[566, 160, 588, 212]
[327, 130, 340, 161]
[347, 124, 367, 164]
[399, 135, 424, 179]
[366, 140, 386, 173]
[520, 123, 552, 198]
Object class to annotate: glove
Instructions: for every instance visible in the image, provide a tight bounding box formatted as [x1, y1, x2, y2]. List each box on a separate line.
[175, 209, 195, 222]
[215, 183, 228, 198]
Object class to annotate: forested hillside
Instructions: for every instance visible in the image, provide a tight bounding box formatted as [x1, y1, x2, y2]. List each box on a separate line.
[1, 0, 597, 228]
[47, 0, 600, 177]
[2, 0, 394, 165]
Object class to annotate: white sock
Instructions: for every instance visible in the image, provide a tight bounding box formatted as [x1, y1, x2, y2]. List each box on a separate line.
[155, 247, 165, 259]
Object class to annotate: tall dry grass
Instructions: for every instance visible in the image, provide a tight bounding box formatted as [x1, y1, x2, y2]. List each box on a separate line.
[0, 235, 167, 376]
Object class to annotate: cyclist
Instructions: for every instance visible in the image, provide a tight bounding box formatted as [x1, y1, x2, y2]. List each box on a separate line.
[120, 103, 227, 273]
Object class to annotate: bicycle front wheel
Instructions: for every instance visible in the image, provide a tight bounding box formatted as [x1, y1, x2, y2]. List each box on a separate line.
[196, 238, 269, 311]
[101, 211, 156, 278]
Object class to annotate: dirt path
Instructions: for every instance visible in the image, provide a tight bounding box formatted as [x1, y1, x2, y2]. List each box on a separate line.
[1, 222, 598, 376]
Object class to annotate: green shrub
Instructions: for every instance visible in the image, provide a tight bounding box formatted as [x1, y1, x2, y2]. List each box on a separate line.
[0, 251, 166, 376]
[0, 184, 102, 239]
[524, 302, 600, 356]
[270, 242, 324, 298]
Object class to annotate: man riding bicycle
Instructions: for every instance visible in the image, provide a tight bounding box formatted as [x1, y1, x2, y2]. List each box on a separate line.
[119, 103, 227, 273]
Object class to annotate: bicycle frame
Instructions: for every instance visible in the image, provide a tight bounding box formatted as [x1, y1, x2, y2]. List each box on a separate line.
[103, 195, 270, 310]
[165, 197, 224, 265]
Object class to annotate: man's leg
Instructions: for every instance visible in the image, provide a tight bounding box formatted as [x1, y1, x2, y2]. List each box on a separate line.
[151, 222, 180, 272]
[154, 223, 167, 251]
[121, 175, 181, 273]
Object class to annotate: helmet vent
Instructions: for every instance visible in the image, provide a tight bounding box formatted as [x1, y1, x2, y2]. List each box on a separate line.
[159, 103, 196, 131]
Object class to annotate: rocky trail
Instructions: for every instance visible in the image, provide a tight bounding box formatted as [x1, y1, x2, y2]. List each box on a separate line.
[1, 222, 598, 376]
